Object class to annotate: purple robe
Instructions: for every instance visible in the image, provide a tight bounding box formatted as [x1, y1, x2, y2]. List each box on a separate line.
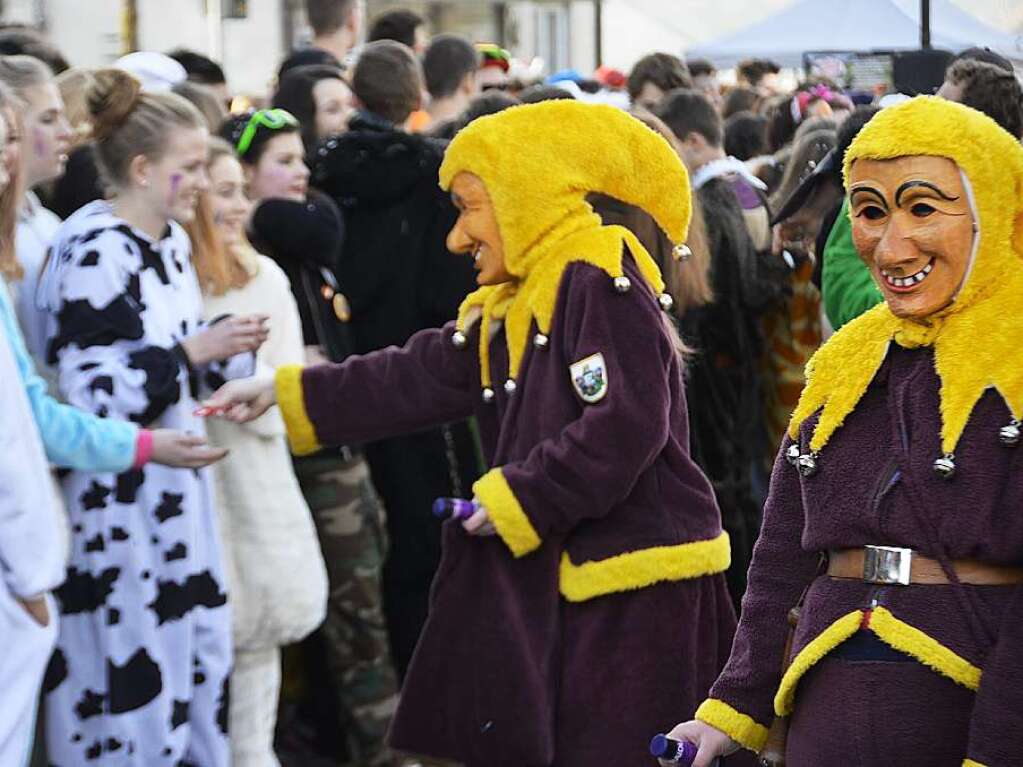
[289, 259, 738, 765]
[703, 344, 1023, 767]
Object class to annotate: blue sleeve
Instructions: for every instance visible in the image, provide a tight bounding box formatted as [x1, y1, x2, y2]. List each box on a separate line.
[0, 282, 137, 472]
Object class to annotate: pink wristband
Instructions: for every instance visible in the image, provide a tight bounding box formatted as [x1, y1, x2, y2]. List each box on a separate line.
[133, 429, 155, 468]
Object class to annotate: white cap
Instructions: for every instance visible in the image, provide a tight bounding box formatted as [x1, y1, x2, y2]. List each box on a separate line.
[113, 52, 187, 92]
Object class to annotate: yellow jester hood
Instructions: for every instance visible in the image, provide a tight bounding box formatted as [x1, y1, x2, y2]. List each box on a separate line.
[439, 101, 691, 395]
[789, 96, 1023, 457]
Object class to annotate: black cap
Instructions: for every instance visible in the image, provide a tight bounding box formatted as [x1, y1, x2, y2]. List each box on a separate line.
[770, 148, 838, 226]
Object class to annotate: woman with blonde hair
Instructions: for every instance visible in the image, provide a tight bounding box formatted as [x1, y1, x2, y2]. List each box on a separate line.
[192, 137, 327, 767]
[38, 69, 267, 766]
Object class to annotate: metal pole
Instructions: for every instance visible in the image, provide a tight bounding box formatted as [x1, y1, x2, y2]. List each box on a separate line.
[921, 0, 931, 49]
[207, 0, 223, 63]
[594, 0, 602, 69]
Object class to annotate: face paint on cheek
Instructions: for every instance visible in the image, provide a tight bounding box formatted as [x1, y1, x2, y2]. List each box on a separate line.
[168, 173, 182, 207]
[212, 210, 224, 225]
[32, 127, 46, 159]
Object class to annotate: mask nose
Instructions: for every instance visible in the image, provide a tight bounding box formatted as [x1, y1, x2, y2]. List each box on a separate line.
[447, 220, 474, 255]
[874, 216, 919, 272]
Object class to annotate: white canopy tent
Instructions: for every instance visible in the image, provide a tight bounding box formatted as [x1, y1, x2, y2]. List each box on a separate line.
[686, 0, 1023, 68]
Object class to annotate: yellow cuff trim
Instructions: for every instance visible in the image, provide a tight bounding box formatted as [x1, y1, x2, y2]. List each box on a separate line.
[963, 760, 988, 767]
[870, 606, 982, 691]
[774, 610, 863, 716]
[473, 469, 542, 558]
[274, 365, 321, 457]
[695, 698, 769, 753]
[559, 531, 730, 603]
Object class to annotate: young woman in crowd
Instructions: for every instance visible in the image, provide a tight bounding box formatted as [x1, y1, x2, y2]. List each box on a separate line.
[38, 69, 267, 766]
[271, 65, 353, 159]
[219, 109, 398, 765]
[193, 136, 328, 767]
[0, 55, 71, 372]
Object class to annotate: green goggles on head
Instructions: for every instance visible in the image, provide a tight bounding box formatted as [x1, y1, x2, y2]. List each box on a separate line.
[235, 108, 299, 157]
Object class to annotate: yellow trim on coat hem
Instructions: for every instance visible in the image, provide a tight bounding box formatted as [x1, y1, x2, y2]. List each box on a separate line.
[274, 365, 321, 457]
[695, 698, 770, 754]
[473, 469, 542, 558]
[962, 760, 988, 767]
[869, 606, 982, 691]
[558, 531, 731, 603]
[774, 610, 863, 716]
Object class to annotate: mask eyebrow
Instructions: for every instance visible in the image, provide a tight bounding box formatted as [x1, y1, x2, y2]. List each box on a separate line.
[895, 180, 960, 207]
[850, 185, 887, 208]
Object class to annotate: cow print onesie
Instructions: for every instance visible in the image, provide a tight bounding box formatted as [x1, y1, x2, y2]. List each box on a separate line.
[38, 201, 252, 766]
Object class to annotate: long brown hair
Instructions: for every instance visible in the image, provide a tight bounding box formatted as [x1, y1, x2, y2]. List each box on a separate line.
[189, 137, 255, 296]
[0, 84, 25, 281]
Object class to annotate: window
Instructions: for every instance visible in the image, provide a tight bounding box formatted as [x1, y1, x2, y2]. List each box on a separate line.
[536, 3, 569, 74]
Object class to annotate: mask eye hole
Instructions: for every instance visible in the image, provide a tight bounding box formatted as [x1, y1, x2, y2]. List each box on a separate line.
[910, 202, 936, 218]
[857, 204, 886, 221]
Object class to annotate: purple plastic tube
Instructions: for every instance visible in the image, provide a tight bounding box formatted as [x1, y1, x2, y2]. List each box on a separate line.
[649, 735, 697, 765]
[432, 497, 479, 521]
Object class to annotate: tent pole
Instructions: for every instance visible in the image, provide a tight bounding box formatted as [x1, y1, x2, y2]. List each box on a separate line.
[921, 0, 931, 48]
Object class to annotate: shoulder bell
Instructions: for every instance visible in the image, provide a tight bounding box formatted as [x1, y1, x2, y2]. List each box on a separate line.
[613, 275, 632, 294]
[933, 454, 956, 480]
[672, 242, 692, 262]
[482, 387, 495, 404]
[533, 333, 549, 349]
[503, 379, 517, 396]
[451, 330, 468, 349]
[1000, 420, 1020, 447]
[658, 292, 675, 312]
[796, 452, 819, 478]
[785, 444, 801, 466]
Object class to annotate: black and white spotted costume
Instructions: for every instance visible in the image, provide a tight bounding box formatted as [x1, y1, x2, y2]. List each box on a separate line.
[38, 201, 252, 766]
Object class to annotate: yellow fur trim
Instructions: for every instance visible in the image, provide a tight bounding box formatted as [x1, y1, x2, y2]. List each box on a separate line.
[963, 760, 988, 766]
[695, 698, 770, 753]
[774, 610, 864, 716]
[473, 468, 541, 558]
[444, 102, 687, 395]
[869, 606, 982, 691]
[558, 531, 731, 602]
[274, 365, 321, 456]
[789, 97, 1023, 456]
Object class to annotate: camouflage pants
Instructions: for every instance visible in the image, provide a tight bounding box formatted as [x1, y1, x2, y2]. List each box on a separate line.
[293, 450, 399, 767]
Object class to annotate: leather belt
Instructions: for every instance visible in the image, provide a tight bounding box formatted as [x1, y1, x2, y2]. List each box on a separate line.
[828, 546, 1023, 586]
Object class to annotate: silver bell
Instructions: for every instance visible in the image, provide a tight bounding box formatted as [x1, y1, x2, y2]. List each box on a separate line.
[933, 454, 956, 479]
[613, 275, 632, 293]
[785, 444, 801, 466]
[1000, 420, 1021, 447]
[658, 292, 675, 312]
[673, 242, 693, 262]
[533, 333, 549, 349]
[451, 330, 468, 349]
[503, 379, 517, 396]
[482, 387, 495, 404]
[796, 453, 819, 478]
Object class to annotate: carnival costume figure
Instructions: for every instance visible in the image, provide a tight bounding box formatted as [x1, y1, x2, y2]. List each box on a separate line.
[665, 97, 1023, 767]
[206, 101, 740, 767]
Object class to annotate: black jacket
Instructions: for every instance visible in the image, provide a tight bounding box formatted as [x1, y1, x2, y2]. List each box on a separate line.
[312, 111, 477, 355]
[249, 191, 354, 363]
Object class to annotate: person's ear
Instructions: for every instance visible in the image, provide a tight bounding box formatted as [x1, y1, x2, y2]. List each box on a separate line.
[128, 154, 151, 190]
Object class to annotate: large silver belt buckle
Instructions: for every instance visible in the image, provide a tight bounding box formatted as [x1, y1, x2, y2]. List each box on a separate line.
[862, 545, 912, 586]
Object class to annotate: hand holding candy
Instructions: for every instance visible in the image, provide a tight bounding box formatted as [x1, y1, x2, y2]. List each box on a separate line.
[432, 497, 496, 536]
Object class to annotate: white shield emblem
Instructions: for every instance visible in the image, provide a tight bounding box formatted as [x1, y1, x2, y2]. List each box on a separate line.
[570, 353, 608, 404]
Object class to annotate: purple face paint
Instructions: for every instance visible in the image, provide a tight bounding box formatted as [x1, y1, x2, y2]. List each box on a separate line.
[432, 497, 478, 521]
[168, 173, 182, 207]
[212, 210, 225, 225]
[31, 127, 46, 160]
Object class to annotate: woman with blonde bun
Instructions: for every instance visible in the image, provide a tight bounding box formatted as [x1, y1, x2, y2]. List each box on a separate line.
[39, 69, 267, 767]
